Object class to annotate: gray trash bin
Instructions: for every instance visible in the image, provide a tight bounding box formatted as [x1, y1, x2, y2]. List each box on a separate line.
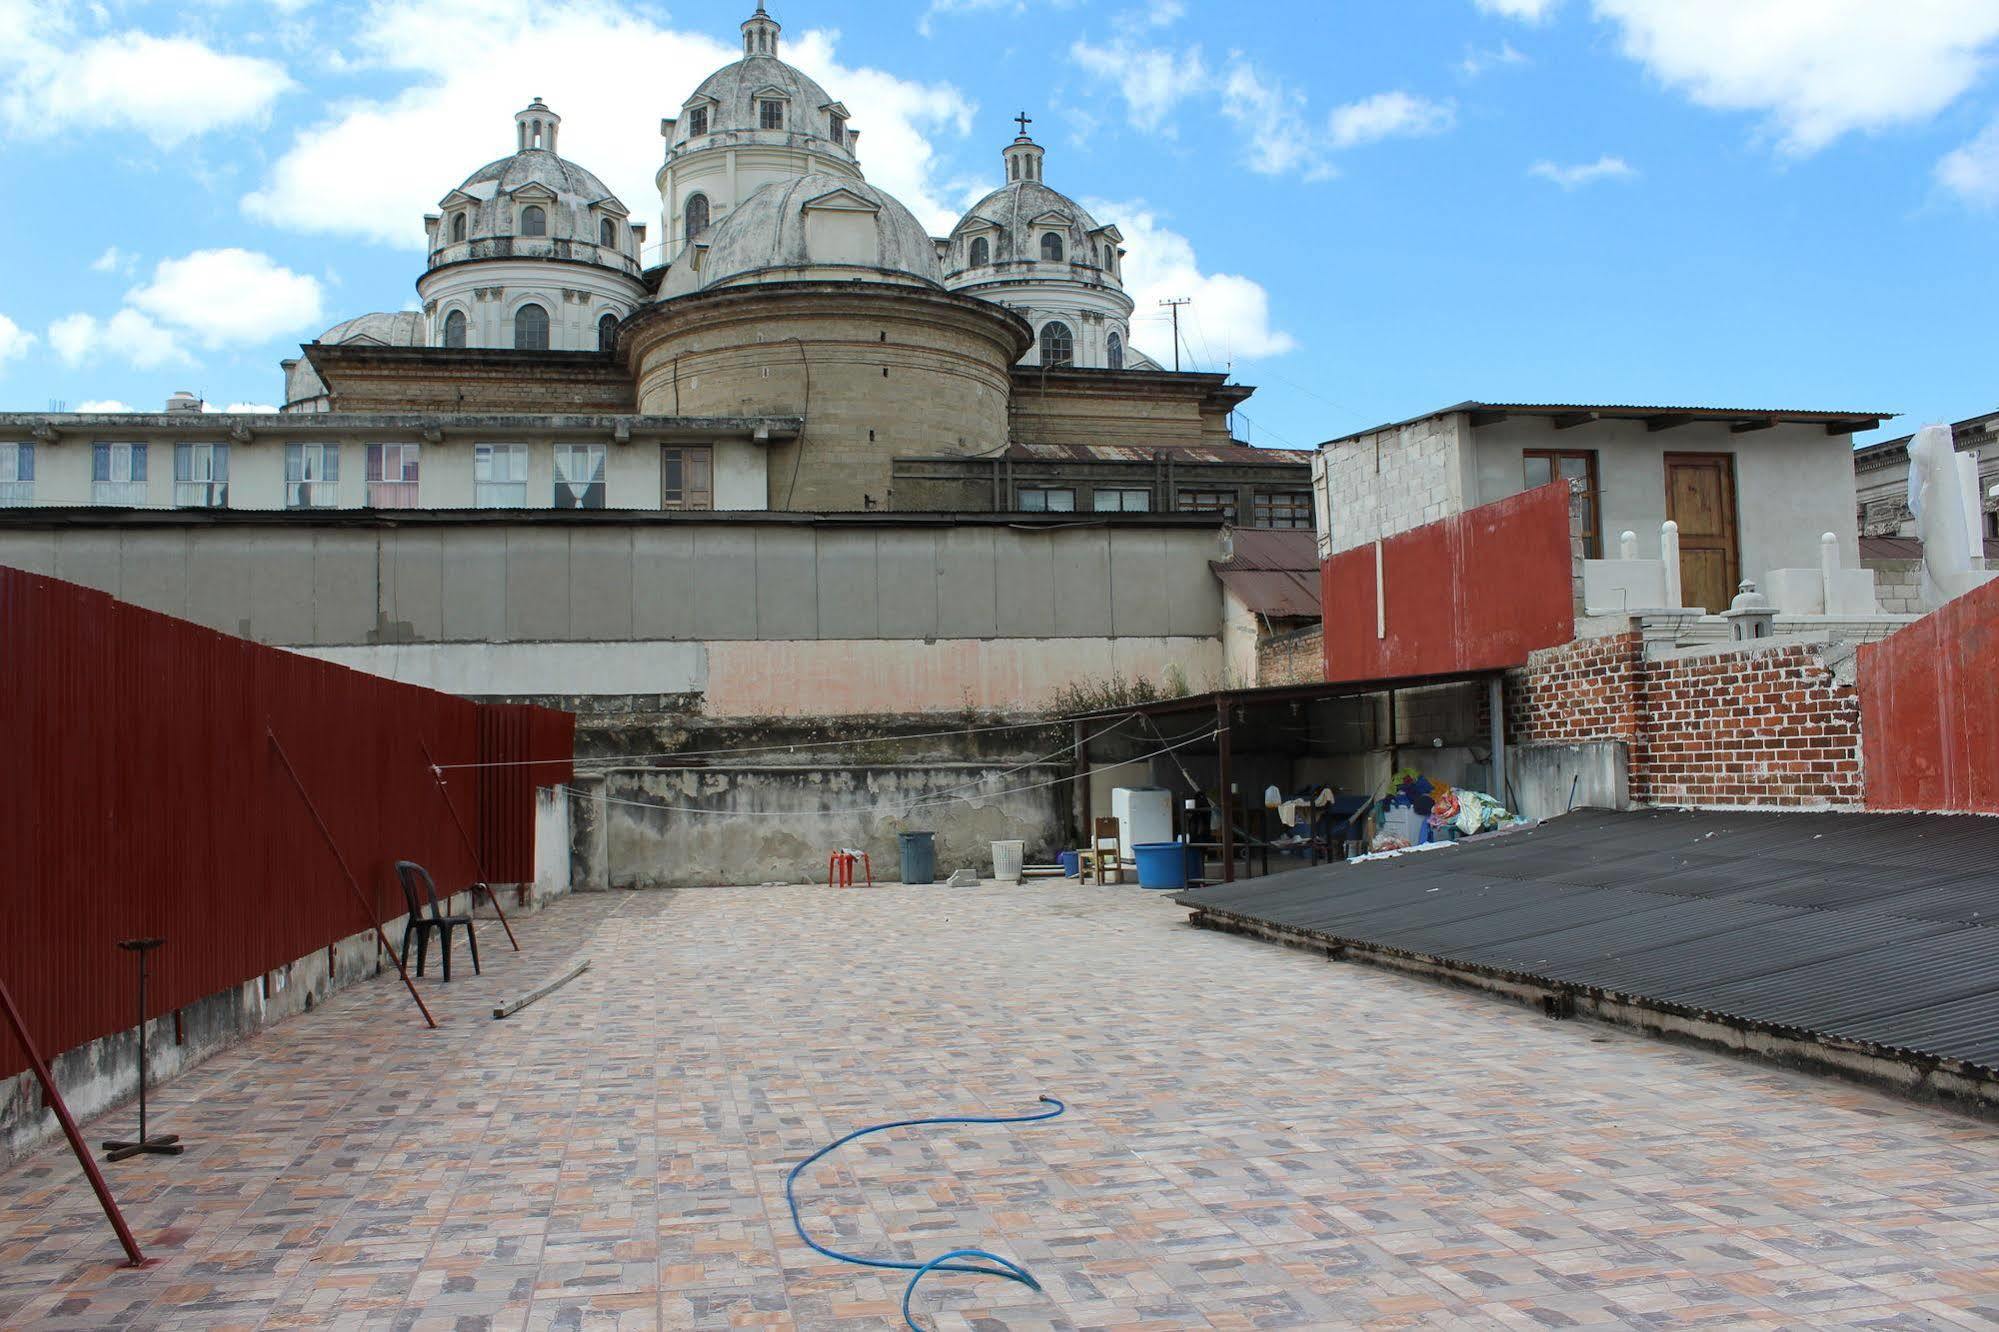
[898, 831, 936, 885]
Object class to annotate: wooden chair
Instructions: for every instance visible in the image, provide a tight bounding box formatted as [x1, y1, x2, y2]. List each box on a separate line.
[1091, 817, 1124, 885]
[394, 860, 481, 982]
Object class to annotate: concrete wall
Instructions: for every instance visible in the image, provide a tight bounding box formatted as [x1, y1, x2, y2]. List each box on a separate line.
[0, 516, 1227, 715]
[1319, 412, 1476, 556]
[1471, 417, 1862, 597]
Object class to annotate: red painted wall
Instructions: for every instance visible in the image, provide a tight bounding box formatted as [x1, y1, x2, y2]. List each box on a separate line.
[0, 568, 572, 1078]
[1858, 575, 1999, 813]
[1321, 483, 1576, 683]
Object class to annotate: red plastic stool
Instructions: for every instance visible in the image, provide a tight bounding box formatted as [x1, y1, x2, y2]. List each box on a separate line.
[828, 849, 872, 888]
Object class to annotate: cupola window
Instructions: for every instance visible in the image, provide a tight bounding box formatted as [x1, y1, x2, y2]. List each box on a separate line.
[443, 309, 468, 348]
[520, 205, 547, 237]
[1102, 244, 1115, 273]
[685, 193, 710, 241]
[829, 112, 846, 146]
[1040, 232, 1064, 262]
[969, 236, 989, 267]
[600, 218, 617, 248]
[759, 99, 785, 131]
[1107, 332, 1124, 371]
[687, 105, 709, 137]
[451, 212, 467, 243]
[514, 303, 550, 350]
[598, 312, 618, 351]
[1039, 321, 1074, 367]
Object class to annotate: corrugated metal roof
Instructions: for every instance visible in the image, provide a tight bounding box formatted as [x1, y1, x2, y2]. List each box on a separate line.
[1862, 535, 1999, 562]
[1321, 402, 1893, 450]
[1212, 528, 1319, 572]
[1008, 441, 1314, 465]
[1213, 568, 1320, 618]
[1178, 807, 1999, 1072]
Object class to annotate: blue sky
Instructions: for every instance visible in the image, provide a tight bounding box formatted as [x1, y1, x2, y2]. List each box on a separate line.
[1, 0, 1996, 450]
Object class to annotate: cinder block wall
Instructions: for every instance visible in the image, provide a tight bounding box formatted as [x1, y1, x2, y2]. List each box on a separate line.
[1507, 632, 1863, 809]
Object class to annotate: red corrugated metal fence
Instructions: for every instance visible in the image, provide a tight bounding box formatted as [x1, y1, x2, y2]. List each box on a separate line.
[1858, 573, 1999, 814]
[0, 567, 574, 1079]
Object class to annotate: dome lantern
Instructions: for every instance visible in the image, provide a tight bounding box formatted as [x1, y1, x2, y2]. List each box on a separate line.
[742, 3, 781, 57]
[514, 97, 560, 153]
[1002, 111, 1044, 184]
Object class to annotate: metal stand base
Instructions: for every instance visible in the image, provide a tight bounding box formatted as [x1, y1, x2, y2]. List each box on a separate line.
[101, 1134, 183, 1162]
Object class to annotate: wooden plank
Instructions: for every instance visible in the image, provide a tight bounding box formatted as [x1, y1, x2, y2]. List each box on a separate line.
[493, 956, 590, 1020]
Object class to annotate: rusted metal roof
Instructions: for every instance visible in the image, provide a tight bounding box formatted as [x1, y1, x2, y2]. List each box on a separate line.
[1862, 535, 1999, 561]
[1323, 401, 1893, 448]
[1214, 568, 1320, 618]
[1212, 527, 1319, 572]
[1007, 441, 1313, 465]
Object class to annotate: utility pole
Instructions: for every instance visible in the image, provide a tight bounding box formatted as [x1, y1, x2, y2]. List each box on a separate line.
[1159, 297, 1190, 372]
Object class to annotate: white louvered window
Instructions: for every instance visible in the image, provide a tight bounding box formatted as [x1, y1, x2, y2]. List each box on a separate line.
[474, 443, 529, 507]
[553, 443, 606, 509]
[285, 442, 339, 508]
[173, 442, 229, 508]
[92, 442, 148, 505]
[0, 442, 32, 506]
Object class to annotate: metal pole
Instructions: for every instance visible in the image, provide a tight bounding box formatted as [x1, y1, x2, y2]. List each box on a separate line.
[0, 974, 148, 1267]
[420, 739, 520, 952]
[268, 731, 438, 1029]
[1217, 699, 1235, 884]
[1488, 673, 1508, 805]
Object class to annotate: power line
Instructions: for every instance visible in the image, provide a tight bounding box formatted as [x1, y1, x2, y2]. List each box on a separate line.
[1159, 298, 1191, 373]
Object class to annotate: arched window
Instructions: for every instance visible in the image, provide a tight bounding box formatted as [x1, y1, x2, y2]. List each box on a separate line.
[1009, 158, 1019, 181]
[443, 309, 467, 349]
[451, 212, 467, 243]
[685, 193, 710, 241]
[969, 236, 989, 267]
[520, 205, 547, 237]
[514, 303, 549, 350]
[599, 218, 617, 248]
[1039, 321, 1074, 367]
[1040, 232, 1064, 262]
[597, 312, 618, 352]
[1107, 331, 1123, 371]
[1102, 244, 1114, 272]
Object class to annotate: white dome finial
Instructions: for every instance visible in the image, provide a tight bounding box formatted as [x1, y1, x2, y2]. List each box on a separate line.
[515, 97, 559, 153]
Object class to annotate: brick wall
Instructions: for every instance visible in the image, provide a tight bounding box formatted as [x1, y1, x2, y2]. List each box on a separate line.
[1256, 623, 1324, 686]
[1508, 632, 1862, 809]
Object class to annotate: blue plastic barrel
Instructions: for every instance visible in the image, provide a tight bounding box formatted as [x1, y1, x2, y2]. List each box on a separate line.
[1133, 842, 1189, 891]
[898, 831, 936, 885]
[1057, 850, 1081, 878]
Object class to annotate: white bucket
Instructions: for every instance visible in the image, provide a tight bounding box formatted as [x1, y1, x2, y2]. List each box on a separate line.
[991, 839, 1026, 883]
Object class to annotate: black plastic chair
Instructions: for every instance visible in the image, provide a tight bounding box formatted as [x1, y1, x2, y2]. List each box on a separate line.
[394, 860, 480, 982]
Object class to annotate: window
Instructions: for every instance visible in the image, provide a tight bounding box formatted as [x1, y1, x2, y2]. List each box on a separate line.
[554, 443, 607, 509]
[91, 442, 148, 505]
[829, 112, 846, 145]
[1522, 449, 1602, 557]
[1038, 321, 1074, 366]
[660, 445, 713, 510]
[366, 442, 421, 508]
[685, 193, 710, 241]
[284, 442, 339, 508]
[0, 442, 32, 506]
[1107, 332, 1123, 371]
[969, 236, 989, 267]
[173, 442, 229, 507]
[1093, 487, 1151, 512]
[1252, 490, 1314, 530]
[599, 217, 617, 248]
[442, 309, 467, 348]
[520, 205, 547, 237]
[474, 443, 529, 507]
[514, 303, 550, 350]
[1102, 244, 1115, 272]
[598, 312, 618, 352]
[451, 212, 467, 243]
[759, 99, 785, 130]
[1040, 232, 1064, 262]
[686, 105, 708, 137]
[1017, 486, 1075, 512]
[1178, 487, 1237, 522]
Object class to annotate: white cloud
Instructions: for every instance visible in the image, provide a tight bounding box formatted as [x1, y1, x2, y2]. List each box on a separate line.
[0, 7, 293, 146]
[0, 313, 33, 371]
[1938, 116, 1999, 206]
[1475, 0, 1561, 20]
[91, 245, 140, 275]
[245, 0, 977, 247]
[207, 401, 281, 414]
[47, 310, 190, 370]
[1460, 41, 1529, 78]
[1221, 59, 1334, 180]
[1329, 91, 1456, 149]
[126, 249, 324, 348]
[1069, 35, 1209, 134]
[75, 399, 133, 413]
[1087, 198, 1296, 362]
[1529, 154, 1638, 187]
[1592, 0, 1999, 155]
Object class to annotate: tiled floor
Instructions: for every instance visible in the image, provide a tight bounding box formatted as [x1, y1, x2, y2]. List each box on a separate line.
[3, 883, 1999, 1330]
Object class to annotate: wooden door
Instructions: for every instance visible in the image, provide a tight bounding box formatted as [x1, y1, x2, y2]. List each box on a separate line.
[1664, 453, 1740, 613]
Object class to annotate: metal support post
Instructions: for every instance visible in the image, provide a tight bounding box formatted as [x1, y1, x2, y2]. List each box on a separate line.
[102, 939, 182, 1161]
[1217, 699, 1235, 884]
[420, 739, 520, 951]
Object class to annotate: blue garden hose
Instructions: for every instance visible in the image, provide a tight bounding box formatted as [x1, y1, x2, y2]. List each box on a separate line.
[785, 1095, 1067, 1330]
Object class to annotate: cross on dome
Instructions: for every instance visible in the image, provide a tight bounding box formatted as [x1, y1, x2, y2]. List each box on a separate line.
[1014, 111, 1033, 138]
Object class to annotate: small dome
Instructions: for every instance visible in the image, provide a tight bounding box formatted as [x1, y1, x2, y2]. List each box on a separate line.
[667, 174, 942, 295]
[668, 6, 857, 164]
[430, 99, 639, 279]
[945, 129, 1122, 283]
[314, 311, 424, 348]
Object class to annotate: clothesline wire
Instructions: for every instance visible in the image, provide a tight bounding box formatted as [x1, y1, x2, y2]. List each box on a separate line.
[561, 725, 1229, 819]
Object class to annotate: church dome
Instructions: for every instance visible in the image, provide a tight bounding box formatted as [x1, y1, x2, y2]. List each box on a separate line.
[665, 5, 858, 167]
[663, 173, 942, 296]
[944, 126, 1123, 285]
[427, 98, 642, 280]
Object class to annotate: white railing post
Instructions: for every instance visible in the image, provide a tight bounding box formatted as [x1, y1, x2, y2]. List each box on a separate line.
[1619, 530, 1637, 560]
[1660, 520, 1682, 608]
